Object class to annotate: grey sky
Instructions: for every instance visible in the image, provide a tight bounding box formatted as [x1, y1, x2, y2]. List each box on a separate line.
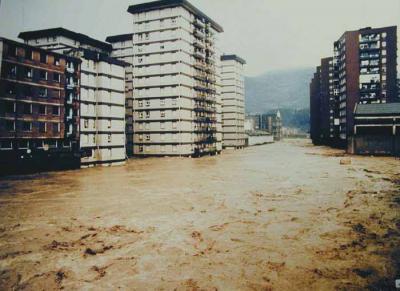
[0, 0, 399, 76]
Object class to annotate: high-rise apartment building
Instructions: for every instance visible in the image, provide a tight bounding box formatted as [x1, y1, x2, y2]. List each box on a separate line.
[125, 0, 223, 156]
[220, 54, 246, 149]
[0, 37, 81, 174]
[19, 28, 128, 166]
[333, 26, 398, 144]
[106, 34, 135, 157]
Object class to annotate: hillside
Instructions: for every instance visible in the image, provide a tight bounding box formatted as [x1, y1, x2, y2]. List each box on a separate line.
[245, 67, 314, 132]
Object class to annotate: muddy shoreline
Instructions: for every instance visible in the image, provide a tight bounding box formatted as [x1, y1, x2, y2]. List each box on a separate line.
[0, 139, 399, 290]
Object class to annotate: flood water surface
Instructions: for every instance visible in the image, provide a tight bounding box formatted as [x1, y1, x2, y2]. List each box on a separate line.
[0, 139, 399, 290]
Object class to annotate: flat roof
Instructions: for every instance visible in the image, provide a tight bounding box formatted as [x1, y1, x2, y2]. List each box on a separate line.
[127, 0, 223, 33]
[18, 27, 112, 52]
[0, 37, 81, 63]
[355, 102, 400, 116]
[221, 54, 246, 64]
[105, 33, 133, 43]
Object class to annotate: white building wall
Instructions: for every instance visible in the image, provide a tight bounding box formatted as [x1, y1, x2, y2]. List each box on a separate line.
[221, 57, 246, 148]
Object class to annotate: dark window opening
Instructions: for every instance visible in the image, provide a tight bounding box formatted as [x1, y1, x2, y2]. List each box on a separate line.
[40, 52, 47, 63]
[39, 122, 46, 133]
[3, 101, 15, 113]
[38, 88, 47, 97]
[39, 105, 46, 115]
[52, 123, 59, 133]
[6, 83, 16, 95]
[6, 65, 17, 78]
[52, 106, 59, 116]
[24, 67, 33, 79]
[23, 103, 32, 114]
[7, 44, 17, 57]
[25, 49, 33, 60]
[5, 120, 15, 131]
[53, 73, 60, 82]
[39, 70, 47, 80]
[54, 57, 60, 66]
[22, 121, 31, 132]
[23, 85, 33, 97]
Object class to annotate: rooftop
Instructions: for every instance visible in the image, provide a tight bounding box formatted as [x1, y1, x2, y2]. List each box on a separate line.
[105, 33, 133, 43]
[18, 27, 112, 52]
[221, 54, 246, 64]
[355, 102, 400, 116]
[127, 0, 223, 33]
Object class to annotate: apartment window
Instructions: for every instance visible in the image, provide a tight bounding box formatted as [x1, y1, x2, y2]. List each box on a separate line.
[53, 123, 59, 133]
[39, 70, 47, 80]
[108, 119, 112, 129]
[24, 86, 33, 97]
[139, 146, 144, 152]
[138, 57, 143, 64]
[0, 141, 12, 149]
[139, 123, 143, 130]
[6, 83, 16, 95]
[93, 135, 96, 144]
[19, 140, 29, 149]
[160, 122, 165, 129]
[25, 49, 33, 60]
[382, 50, 386, 56]
[160, 45, 165, 50]
[145, 111, 150, 118]
[84, 119, 89, 128]
[160, 99, 165, 106]
[138, 33, 143, 41]
[382, 41, 386, 48]
[6, 65, 17, 78]
[160, 110, 165, 118]
[160, 19, 164, 27]
[382, 58, 387, 64]
[171, 18, 177, 24]
[138, 100, 143, 107]
[38, 88, 47, 97]
[54, 57, 60, 66]
[52, 106, 59, 116]
[108, 134, 112, 143]
[139, 134, 143, 141]
[4, 101, 15, 113]
[172, 98, 177, 106]
[172, 122, 177, 129]
[53, 73, 60, 82]
[145, 100, 150, 107]
[40, 52, 47, 64]
[39, 105, 46, 115]
[382, 32, 387, 38]
[24, 67, 32, 79]
[145, 33, 149, 40]
[145, 134, 150, 141]
[7, 44, 17, 57]
[23, 103, 32, 114]
[145, 123, 150, 130]
[139, 112, 144, 119]
[5, 120, 15, 131]
[22, 121, 32, 132]
[39, 122, 46, 133]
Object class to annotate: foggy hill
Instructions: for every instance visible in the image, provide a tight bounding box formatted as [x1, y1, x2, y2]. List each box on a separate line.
[244, 67, 315, 132]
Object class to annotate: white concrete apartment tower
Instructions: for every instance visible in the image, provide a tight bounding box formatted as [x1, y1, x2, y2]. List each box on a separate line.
[18, 28, 127, 167]
[220, 54, 246, 149]
[127, 0, 224, 156]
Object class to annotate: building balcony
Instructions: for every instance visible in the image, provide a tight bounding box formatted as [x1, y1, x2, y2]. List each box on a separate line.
[193, 29, 205, 39]
[193, 18, 205, 29]
[193, 40, 205, 49]
[193, 50, 205, 59]
[359, 34, 380, 43]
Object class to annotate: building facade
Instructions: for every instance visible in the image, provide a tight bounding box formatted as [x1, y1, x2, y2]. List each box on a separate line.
[125, 0, 223, 157]
[260, 111, 282, 141]
[333, 26, 398, 145]
[19, 28, 127, 166]
[220, 54, 246, 149]
[106, 33, 135, 157]
[0, 37, 81, 174]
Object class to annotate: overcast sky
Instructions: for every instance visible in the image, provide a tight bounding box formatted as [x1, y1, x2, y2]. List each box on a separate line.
[0, 0, 399, 76]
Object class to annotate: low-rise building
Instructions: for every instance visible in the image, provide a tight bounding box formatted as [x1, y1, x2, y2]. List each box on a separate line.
[350, 103, 400, 155]
[0, 37, 81, 174]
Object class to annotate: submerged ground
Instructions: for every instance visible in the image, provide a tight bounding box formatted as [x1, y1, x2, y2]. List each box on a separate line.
[0, 139, 399, 290]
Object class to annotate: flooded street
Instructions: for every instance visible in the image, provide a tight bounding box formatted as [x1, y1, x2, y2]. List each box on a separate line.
[0, 139, 399, 290]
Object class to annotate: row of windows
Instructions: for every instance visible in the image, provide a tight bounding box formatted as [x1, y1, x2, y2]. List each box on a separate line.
[4, 64, 61, 83]
[1, 120, 60, 133]
[3, 82, 59, 99]
[7, 43, 61, 66]
[0, 139, 70, 150]
[82, 133, 113, 144]
[138, 98, 177, 107]
[1, 101, 60, 116]
[138, 144, 178, 153]
[83, 119, 112, 129]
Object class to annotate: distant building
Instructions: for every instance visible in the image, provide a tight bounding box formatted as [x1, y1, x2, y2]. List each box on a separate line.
[19, 28, 128, 167]
[350, 103, 400, 155]
[220, 54, 246, 149]
[310, 57, 338, 145]
[260, 111, 282, 141]
[0, 37, 81, 174]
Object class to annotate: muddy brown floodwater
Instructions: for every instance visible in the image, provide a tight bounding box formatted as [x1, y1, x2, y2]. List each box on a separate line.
[0, 139, 399, 290]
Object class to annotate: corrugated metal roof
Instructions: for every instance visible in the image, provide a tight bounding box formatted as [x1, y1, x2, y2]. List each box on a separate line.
[355, 103, 400, 116]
